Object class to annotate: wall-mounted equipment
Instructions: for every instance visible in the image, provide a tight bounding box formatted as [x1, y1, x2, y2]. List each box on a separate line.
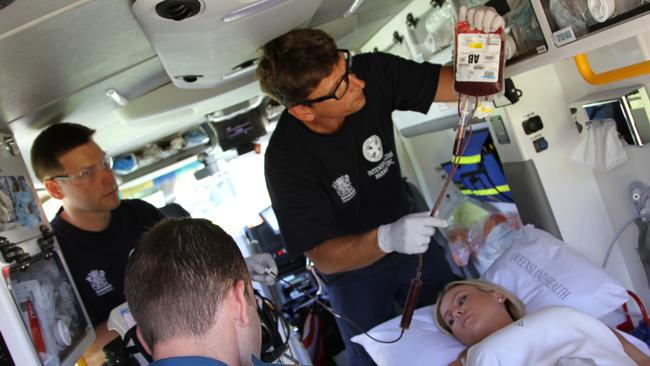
[532, 136, 549, 153]
[570, 85, 650, 146]
[212, 108, 267, 155]
[522, 115, 544, 135]
[113, 122, 218, 184]
[0, 128, 94, 366]
[494, 78, 523, 107]
[132, 0, 322, 89]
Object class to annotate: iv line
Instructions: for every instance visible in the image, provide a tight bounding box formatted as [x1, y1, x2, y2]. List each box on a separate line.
[262, 95, 479, 343]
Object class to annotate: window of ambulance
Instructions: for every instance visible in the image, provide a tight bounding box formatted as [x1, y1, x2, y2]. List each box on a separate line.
[41, 139, 273, 252]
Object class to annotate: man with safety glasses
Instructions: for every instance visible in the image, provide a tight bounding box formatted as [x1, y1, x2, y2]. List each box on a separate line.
[31, 122, 280, 366]
[257, 6, 504, 365]
[30, 122, 166, 365]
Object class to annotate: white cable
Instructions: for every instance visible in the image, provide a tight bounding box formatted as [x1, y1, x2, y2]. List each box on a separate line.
[602, 215, 642, 268]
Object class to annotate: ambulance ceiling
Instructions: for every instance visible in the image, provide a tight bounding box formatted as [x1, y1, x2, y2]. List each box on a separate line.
[0, 0, 410, 162]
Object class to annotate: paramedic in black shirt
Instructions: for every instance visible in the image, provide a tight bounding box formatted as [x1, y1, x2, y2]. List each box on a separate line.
[30, 123, 166, 366]
[31, 123, 279, 366]
[258, 7, 505, 365]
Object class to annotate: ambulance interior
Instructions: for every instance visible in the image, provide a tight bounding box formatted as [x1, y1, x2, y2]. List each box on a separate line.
[3, 0, 650, 365]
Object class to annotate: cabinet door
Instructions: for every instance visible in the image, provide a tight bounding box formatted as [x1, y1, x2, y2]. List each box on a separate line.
[539, 0, 650, 47]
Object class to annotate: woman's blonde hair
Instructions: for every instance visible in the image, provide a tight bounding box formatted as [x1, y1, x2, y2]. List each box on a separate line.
[434, 279, 526, 337]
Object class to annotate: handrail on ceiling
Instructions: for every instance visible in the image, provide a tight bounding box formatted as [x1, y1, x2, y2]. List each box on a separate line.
[574, 53, 650, 85]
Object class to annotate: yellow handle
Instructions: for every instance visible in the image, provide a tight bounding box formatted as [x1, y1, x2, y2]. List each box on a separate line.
[75, 357, 88, 366]
[574, 53, 650, 85]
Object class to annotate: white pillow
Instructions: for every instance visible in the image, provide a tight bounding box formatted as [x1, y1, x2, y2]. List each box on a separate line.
[351, 305, 464, 366]
[482, 225, 628, 318]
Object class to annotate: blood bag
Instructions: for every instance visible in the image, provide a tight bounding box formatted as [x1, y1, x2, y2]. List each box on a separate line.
[454, 21, 505, 98]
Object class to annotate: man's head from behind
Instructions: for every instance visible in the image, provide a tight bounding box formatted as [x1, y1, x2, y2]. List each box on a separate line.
[31, 122, 119, 212]
[124, 218, 261, 364]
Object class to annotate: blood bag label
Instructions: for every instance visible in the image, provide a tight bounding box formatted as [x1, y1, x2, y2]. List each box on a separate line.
[455, 33, 501, 83]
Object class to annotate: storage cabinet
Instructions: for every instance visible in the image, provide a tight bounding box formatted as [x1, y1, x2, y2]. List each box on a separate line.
[365, 0, 650, 133]
[365, 0, 650, 78]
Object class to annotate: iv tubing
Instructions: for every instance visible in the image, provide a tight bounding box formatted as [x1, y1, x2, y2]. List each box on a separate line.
[266, 96, 479, 341]
[399, 94, 478, 331]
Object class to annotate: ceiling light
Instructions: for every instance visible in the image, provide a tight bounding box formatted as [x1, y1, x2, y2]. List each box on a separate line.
[106, 88, 129, 106]
[343, 0, 365, 17]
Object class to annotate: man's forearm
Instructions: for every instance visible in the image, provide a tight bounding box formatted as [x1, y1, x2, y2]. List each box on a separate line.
[434, 66, 457, 103]
[305, 229, 386, 275]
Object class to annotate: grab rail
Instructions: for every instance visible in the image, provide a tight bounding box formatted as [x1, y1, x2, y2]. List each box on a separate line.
[574, 53, 650, 85]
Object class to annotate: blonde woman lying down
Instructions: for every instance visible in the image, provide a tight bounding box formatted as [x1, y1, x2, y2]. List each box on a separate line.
[435, 279, 650, 366]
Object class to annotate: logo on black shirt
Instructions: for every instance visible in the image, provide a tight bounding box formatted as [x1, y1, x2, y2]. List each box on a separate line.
[332, 175, 357, 203]
[86, 269, 114, 296]
[362, 135, 384, 162]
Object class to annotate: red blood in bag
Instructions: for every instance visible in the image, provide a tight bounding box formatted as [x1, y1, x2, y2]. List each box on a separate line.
[454, 21, 505, 97]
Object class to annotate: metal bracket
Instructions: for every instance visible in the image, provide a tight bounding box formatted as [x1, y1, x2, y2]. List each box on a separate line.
[0, 135, 19, 156]
[0, 237, 31, 270]
[38, 225, 56, 259]
[406, 13, 418, 28]
[630, 181, 650, 219]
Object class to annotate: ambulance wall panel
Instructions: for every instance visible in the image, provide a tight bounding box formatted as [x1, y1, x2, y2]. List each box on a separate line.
[394, 123, 455, 209]
[495, 63, 641, 301]
[552, 33, 650, 304]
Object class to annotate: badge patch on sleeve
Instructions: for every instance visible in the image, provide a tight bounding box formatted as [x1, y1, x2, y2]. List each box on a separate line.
[332, 175, 357, 203]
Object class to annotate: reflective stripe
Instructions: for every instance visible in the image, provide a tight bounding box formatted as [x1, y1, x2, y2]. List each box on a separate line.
[460, 185, 511, 196]
[452, 154, 481, 165]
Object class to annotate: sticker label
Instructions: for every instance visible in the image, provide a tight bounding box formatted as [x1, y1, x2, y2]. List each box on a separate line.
[455, 33, 501, 83]
[553, 26, 576, 47]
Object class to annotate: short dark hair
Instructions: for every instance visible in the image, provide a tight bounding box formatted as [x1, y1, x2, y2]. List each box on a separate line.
[257, 29, 339, 107]
[124, 218, 250, 346]
[30, 122, 96, 182]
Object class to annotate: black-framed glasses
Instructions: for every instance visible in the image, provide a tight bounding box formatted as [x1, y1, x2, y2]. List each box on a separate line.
[48, 154, 113, 184]
[295, 49, 352, 106]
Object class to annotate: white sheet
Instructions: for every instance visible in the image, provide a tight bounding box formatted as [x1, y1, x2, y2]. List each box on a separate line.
[467, 306, 635, 365]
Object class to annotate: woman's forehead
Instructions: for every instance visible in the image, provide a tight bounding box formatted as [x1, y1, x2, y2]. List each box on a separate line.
[441, 284, 473, 309]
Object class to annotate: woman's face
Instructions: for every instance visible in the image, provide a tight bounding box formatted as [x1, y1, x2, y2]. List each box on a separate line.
[438, 284, 514, 346]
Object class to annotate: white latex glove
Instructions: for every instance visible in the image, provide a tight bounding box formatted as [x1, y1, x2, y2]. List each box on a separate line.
[245, 253, 278, 286]
[504, 33, 517, 60]
[458, 5, 505, 33]
[377, 212, 448, 255]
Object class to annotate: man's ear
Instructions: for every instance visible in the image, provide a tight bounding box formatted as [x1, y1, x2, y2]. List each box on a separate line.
[233, 279, 252, 327]
[288, 104, 316, 123]
[135, 326, 152, 356]
[44, 179, 65, 200]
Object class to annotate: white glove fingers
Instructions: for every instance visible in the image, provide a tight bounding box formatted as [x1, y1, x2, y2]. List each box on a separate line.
[411, 211, 434, 217]
[411, 242, 429, 254]
[430, 217, 449, 228]
[482, 9, 497, 32]
[421, 226, 436, 238]
[490, 12, 505, 32]
[458, 5, 468, 22]
[413, 216, 448, 228]
[263, 275, 275, 286]
[471, 8, 484, 31]
[251, 274, 264, 282]
[260, 253, 278, 273]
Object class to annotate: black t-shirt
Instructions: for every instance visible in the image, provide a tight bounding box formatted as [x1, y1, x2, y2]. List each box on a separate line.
[265, 52, 441, 265]
[51, 199, 164, 325]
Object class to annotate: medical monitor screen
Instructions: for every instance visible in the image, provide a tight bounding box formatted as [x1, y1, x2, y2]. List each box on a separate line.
[260, 206, 280, 234]
[214, 109, 266, 152]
